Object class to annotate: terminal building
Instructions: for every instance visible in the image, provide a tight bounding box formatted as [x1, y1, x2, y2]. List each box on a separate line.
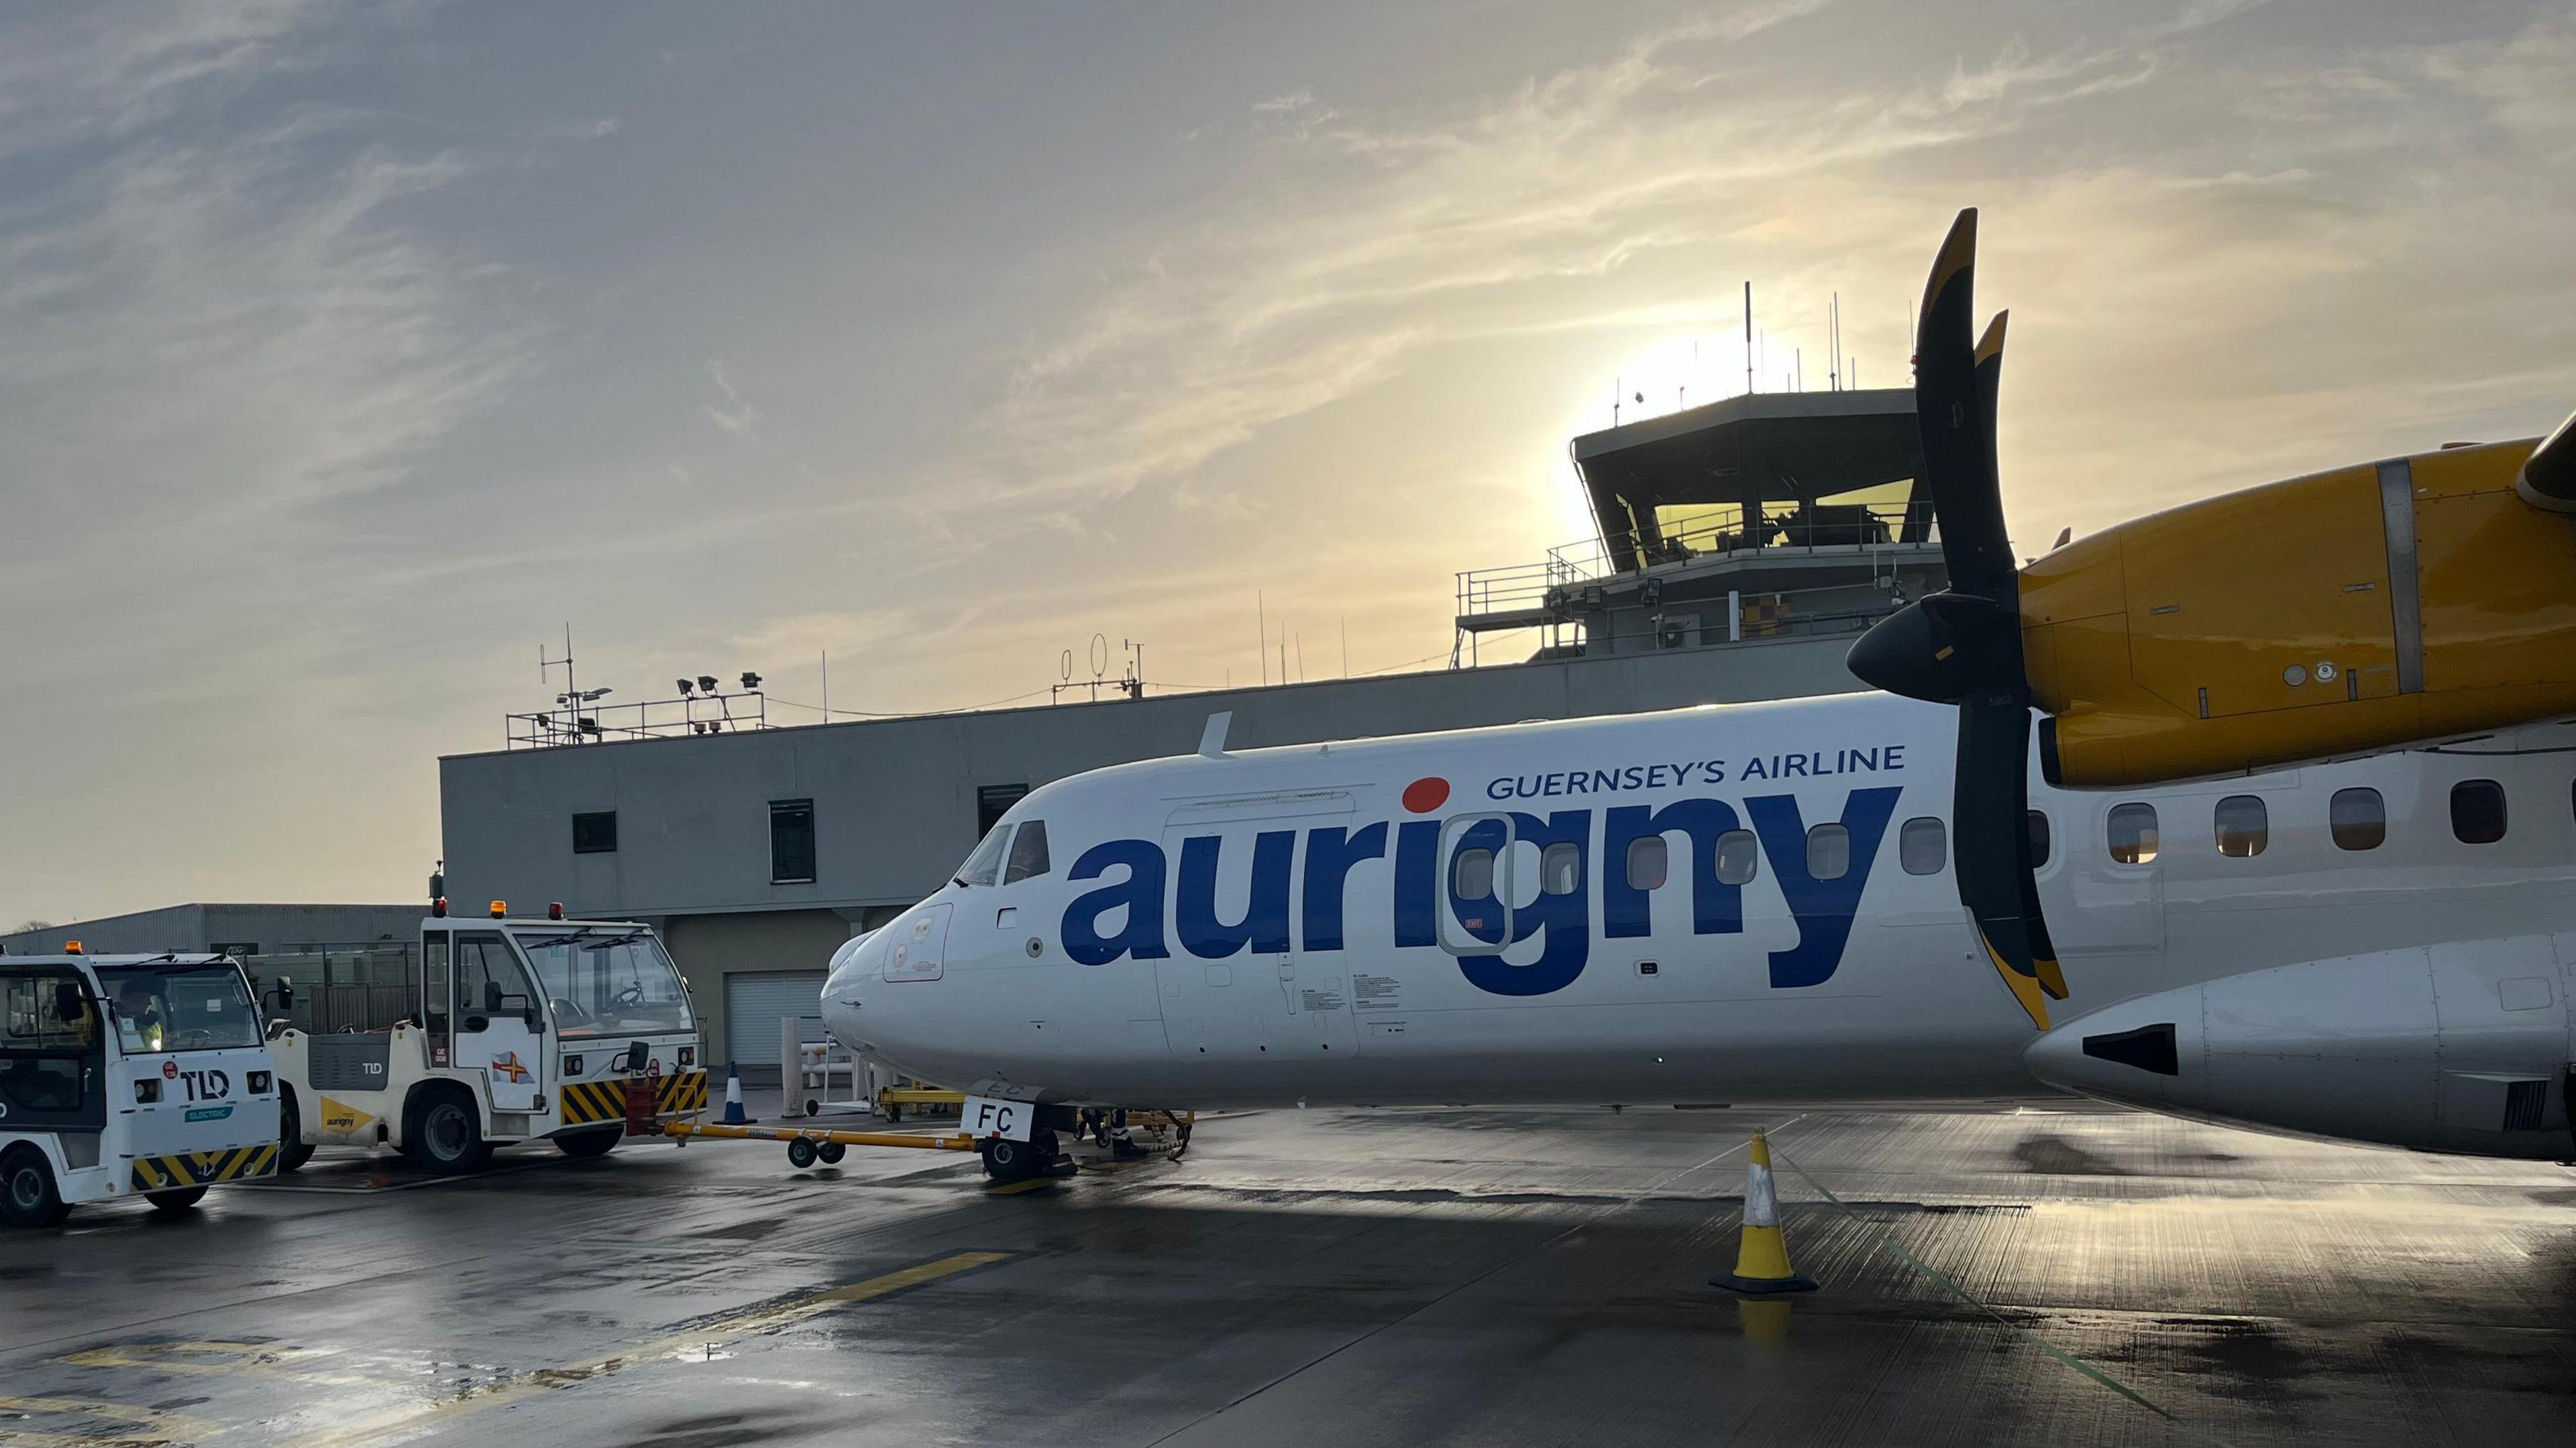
[438, 389, 1945, 1081]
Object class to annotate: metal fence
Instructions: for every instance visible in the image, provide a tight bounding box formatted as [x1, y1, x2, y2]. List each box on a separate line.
[239, 945, 419, 1034]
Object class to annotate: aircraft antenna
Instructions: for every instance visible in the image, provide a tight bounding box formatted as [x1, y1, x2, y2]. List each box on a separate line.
[1743, 282, 1754, 395]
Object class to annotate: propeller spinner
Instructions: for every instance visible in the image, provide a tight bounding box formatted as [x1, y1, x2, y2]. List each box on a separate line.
[1846, 209, 2067, 1030]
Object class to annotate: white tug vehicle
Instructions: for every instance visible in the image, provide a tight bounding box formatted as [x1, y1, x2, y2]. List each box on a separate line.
[2, 946, 281, 1226]
[270, 892, 706, 1174]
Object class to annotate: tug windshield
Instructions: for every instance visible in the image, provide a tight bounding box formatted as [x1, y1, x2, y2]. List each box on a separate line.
[95, 963, 260, 1053]
[512, 929, 694, 1040]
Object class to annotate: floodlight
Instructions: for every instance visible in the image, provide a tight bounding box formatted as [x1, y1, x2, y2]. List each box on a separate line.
[697, 675, 719, 693]
[676, 679, 694, 695]
[740, 671, 762, 690]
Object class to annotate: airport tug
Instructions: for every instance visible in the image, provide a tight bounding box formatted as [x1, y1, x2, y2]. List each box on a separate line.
[269, 899, 706, 1174]
[1, 948, 282, 1226]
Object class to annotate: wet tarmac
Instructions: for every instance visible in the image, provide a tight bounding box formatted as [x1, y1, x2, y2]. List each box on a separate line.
[3, 1099, 2571, 1447]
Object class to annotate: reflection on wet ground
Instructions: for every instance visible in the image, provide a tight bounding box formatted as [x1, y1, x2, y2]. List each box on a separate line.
[1, 1099, 2570, 1446]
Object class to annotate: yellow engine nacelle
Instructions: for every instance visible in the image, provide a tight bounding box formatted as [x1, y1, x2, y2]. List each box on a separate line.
[2024, 436, 2576, 787]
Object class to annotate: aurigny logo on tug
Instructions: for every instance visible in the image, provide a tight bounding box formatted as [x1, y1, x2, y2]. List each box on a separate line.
[1059, 745, 1909, 997]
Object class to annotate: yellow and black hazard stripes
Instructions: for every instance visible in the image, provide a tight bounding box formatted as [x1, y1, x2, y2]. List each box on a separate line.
[556, 1069, 708, 1126]
[658, 1068, 708, 1115]
[130, 1143, 278, 1191]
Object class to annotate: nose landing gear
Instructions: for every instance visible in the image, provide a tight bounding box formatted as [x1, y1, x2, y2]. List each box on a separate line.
[977, 1128, 1069, 1183]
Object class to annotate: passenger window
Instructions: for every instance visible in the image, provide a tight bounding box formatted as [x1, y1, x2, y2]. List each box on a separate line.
[1805, 823, 1851, 881]
[2026, 811, 2051, 869]
[1898, 817, 1946, 875]
[1453, 848, 1496, 899]
[2106, 802, 2159, 865]
[2214, 795, 2267, 857]
[1715, 829, 1759, 886]
[2451, 779, 2506, 844]
[954, 824, 1008, 887]
[2330, 787, 2385, 850]
[1004, 820, 1052, 883]
[1626, 835, 1668, 890]
[1540, 842, 1580, 895]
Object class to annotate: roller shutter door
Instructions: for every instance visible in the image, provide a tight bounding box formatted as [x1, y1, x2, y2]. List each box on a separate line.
[725, 970, 828, 1069]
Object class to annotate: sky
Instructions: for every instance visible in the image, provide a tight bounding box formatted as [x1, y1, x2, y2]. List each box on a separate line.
[4, 0, 2573, 928]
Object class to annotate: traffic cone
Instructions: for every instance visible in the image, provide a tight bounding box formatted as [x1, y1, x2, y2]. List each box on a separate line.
[720, 1062, 753, 1125]
[1713, 1128, 1815, 1294]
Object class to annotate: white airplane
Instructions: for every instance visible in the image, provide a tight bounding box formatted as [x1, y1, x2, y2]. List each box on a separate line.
[824, 212, 2576, 1180]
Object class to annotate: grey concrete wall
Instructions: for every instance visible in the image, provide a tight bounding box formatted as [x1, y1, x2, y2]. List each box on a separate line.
[661, 907, 862, 1077]
[0, 903, 420, 956]
[439, 636, 1867, 923]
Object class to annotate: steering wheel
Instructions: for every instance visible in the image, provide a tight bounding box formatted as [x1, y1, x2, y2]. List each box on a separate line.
[172, 1027, 215, 1048]
[612, 981, 647, 1007]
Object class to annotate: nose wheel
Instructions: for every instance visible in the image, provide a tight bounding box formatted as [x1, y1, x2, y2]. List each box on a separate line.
[977, 1129, 1063, 1182]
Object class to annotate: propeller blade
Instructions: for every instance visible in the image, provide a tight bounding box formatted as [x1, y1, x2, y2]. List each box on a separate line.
[1915, 210, 2016, 602]
[1858, 209, 2062, 1028]
[1954, 697, 2057, 1026]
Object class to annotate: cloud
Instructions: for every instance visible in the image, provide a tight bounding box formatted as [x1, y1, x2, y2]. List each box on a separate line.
[704, 358, 763, 437]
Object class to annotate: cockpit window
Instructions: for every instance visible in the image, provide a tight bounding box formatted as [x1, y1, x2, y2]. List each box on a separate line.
[955, 825, 1009, 887]
[1004, 820, 1051, 883]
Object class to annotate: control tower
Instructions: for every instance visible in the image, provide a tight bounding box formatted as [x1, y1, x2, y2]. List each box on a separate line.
[1452, 388, 1947, 664]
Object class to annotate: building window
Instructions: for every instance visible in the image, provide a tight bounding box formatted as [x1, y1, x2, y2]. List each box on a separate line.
[2214, 795, 2267, 858]
[2330, 787, 2385, 850]
[1898, 817, 1946, 875]
[977, 783, 1030, 836]
[572, 811, 618, 855]
[1806, 823, 1852, 881]
[2027, 811, 2052, 869]
[2106, 803, 2159, 865]
[1004, 821, 1052, 884]
[2451, 779, 2506, 844]
[1626, 835, 1669, 890]
[1715, 829, 1760, 885]
[769, 799, 816, 884]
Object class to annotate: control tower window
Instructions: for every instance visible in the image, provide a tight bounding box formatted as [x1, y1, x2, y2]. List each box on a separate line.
[2106, 803, 2159, 865]
[2214, 795, 2267, 858]
[1898, 817, 1946, 875]
[2450, 779, 2506, 844]
[2330, 788, 2385, 851]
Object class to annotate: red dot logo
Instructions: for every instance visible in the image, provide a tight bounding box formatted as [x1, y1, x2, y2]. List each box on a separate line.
[162, 1059, 178, 1079]
[1401, 777, 1451, 814]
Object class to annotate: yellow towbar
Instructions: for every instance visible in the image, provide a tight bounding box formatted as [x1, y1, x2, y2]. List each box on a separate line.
[659, 1119, 977, 1152]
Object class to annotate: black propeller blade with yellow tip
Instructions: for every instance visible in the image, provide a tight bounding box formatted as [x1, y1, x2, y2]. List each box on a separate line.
[1845, 208, 2066, 1029]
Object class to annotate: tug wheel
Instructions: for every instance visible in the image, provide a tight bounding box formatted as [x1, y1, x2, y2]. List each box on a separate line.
[816, 1141, 847, 1164]
[0, 1149, 69, 1228]
[553, 1127, 621, 1159]
[278, 1089, 315, 1172]
[146, 1186, 209, 1213]
[787, 1137, 819, 1169]
[405, 1089, 490, 1175]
